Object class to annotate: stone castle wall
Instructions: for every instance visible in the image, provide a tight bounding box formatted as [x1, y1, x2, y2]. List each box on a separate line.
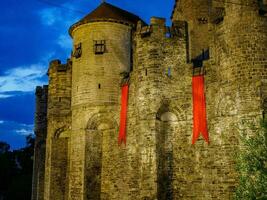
[32, 0, 267, 199]
[171, 0, 267, 199]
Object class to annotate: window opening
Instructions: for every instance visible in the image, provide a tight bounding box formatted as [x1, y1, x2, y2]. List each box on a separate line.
[167, 67, 171, 77]
[73, 43, 82, 58]
[94, 40, 106, 54]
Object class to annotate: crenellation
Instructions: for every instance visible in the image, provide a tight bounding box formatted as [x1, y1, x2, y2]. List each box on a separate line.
[136, 19, 187, 43]
[34, 85, 48, 134]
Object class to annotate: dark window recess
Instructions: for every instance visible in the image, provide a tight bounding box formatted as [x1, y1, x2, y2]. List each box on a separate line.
[192, 49, 209, 68]
[214, 17, 224, 24]
[98, 84, 101, 89]
[73, 43, 82, 58]
[167, 67, 171, 77]
[94, 40, 106, 54]
[185, 22, 190, 63]
[211, 7, 225, 24]
[198, 17, 208, 24]
[145, 69, 148, 76]
[258, 0, 267, 15]
[140, 26, 152, 38]
[192, 49, 209, 76]
[170, 26, 180, 37]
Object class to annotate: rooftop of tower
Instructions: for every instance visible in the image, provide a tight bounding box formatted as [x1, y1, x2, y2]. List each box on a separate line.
[69, 2, 144, 36]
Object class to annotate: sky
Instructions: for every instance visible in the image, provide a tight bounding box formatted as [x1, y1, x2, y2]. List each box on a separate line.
[0, 0, 174, 149]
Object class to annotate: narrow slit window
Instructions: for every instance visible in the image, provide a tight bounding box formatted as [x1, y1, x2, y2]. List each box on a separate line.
[167, 67, 171, 77]
[145, 69, 148, 76]
[98, 84, 101, 89]
[73, 43, 82, 58]
[94, 40, 106, 54]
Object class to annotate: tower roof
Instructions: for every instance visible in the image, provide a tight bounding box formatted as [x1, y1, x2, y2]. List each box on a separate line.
[69, 2, 143, 36]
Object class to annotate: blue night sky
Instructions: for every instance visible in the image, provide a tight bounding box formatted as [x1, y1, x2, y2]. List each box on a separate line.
[0, 0, 174, 149]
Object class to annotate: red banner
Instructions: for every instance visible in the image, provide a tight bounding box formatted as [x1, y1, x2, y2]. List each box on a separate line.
[192, 75, 209, 144]
[118, 84, 129, 145]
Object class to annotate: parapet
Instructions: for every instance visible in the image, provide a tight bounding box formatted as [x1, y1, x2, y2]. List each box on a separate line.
[47, 59, 72, 76]
[35, 85, 48, 136]
[136, 17, 187, 39]
[35, 85, 48, 98]
[150, 17, 166, 26]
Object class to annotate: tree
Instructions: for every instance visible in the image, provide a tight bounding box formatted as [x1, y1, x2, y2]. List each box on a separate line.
[0, 142, 10, 154]
[0, 135, 35, 200]
[0, 141, 16, 200]
[234, 121, 267, 200]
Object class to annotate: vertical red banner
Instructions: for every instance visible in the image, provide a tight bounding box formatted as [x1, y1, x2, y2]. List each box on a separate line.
[118, 84, 129, 145]
[192, 75, 209, 144]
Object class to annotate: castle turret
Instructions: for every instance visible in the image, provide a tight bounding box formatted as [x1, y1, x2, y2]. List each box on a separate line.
[70, 2, 142, 107]
[67, 3, 143, 199]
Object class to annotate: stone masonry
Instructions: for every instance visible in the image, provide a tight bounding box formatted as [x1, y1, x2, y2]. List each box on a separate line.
[32, 1, 267, 200]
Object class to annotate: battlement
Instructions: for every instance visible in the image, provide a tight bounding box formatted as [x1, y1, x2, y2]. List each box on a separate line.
[35, 85, 48, 136]
[135, 17, 187, 40]
[48, 59, 72, 76]
[35, 85, 48, 98]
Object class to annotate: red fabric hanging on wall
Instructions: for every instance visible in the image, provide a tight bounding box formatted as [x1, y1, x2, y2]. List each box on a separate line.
[118, 84, 129, 145]
[192, 75, 209, 144]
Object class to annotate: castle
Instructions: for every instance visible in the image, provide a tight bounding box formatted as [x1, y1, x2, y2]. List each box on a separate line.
[32, 0, 267, 199]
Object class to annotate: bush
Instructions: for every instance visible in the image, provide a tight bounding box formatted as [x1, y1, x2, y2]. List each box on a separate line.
[234, 121, 267, 200]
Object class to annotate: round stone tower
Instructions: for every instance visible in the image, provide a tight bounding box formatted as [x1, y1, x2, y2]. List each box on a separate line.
[69, 2, 141, 107]
[67, 3, 142, 199]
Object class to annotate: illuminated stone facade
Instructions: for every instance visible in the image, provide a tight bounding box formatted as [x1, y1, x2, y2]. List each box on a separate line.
[32, 1, 267, 199]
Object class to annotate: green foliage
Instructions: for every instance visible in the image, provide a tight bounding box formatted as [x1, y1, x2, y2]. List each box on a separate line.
[234, 121, 267, 200]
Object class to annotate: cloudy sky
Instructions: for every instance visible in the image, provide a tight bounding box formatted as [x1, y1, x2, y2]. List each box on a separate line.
[0, 0, 174, 149]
